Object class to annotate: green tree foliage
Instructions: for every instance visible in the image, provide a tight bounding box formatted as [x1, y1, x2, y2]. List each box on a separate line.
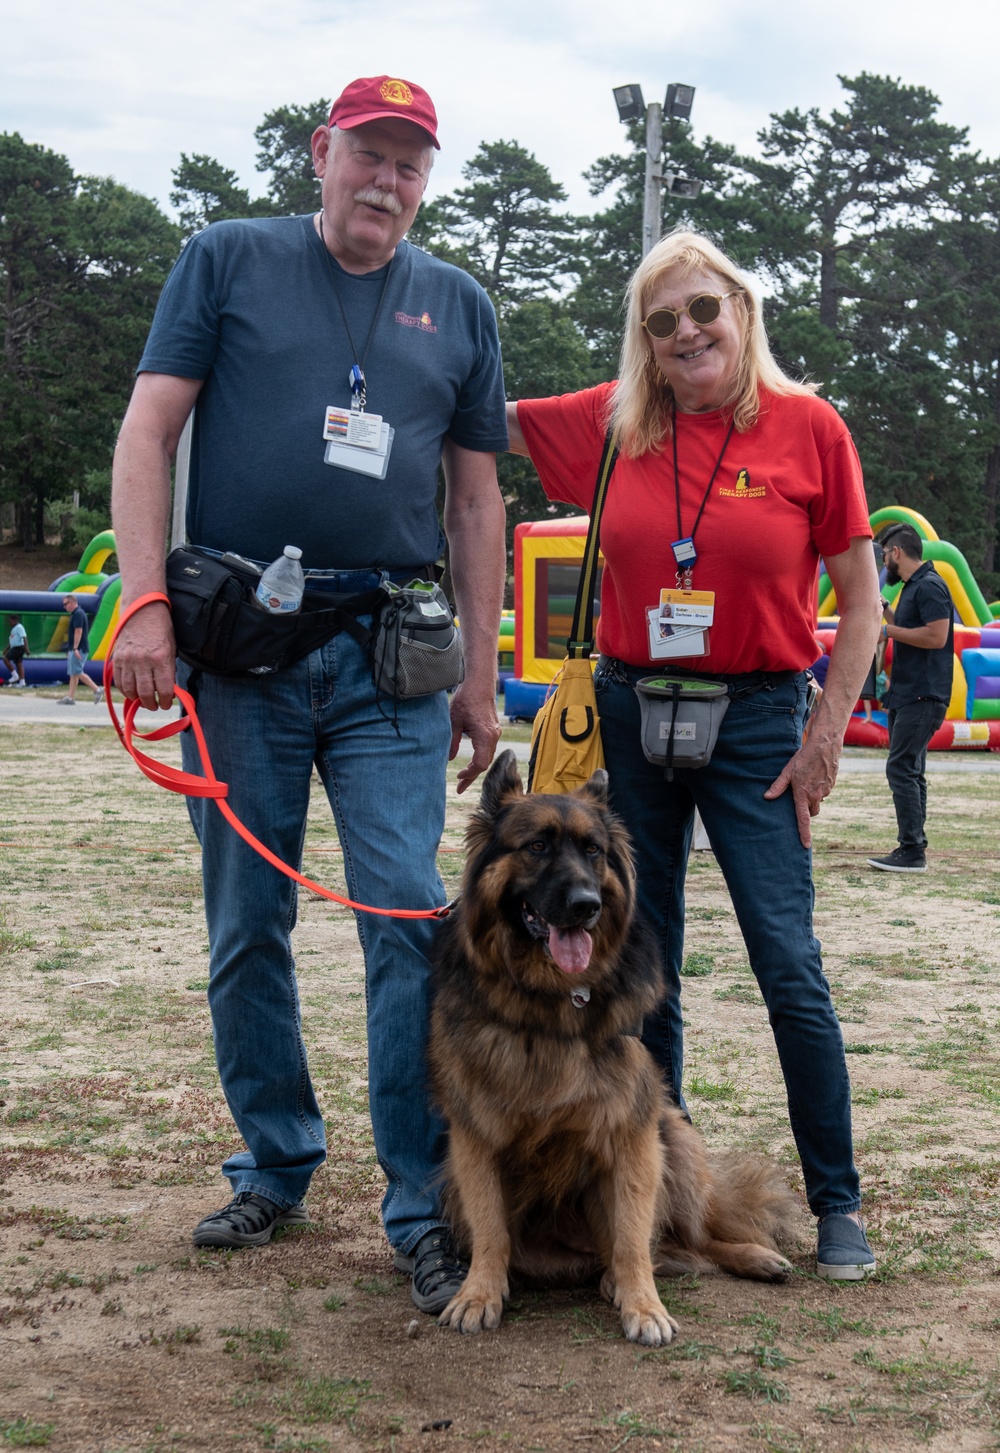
[170, 153, 264, 234]
[255, 101, 329, 215]
[411, 140, 597, 557]
[728, 74, 994, 573]
[424, 140, 581, 308]
[572, 119, 745, 377]
[496, 299, 599, 545]
[837, 155, 1000, 580]
[8, 78, 1000, 581]
[0, 133, 179, 544]
[739, 72, 967, 365]
[171, 101, 330, 235]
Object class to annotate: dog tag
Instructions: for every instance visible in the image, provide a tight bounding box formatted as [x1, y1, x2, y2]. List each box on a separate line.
[571, 987, 590, 1008]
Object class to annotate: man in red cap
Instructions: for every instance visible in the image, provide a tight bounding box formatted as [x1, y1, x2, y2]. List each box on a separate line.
[111, 75, 507, 1319]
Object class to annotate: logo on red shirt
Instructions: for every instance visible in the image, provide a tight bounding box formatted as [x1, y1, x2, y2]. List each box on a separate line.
[719, 467, 765, 499]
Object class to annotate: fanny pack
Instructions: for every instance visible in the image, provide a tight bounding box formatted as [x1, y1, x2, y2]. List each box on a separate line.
[371, 579, 465, 698]
[635, 676, 730, 779]
[165, 546, 383, 679]
[165, 547, 463, 699]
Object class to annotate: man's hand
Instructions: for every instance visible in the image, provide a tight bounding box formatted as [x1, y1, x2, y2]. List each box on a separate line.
[449, 682, 503, 794]
[764, 731, 841, 849]
[112, 601, 177, 710]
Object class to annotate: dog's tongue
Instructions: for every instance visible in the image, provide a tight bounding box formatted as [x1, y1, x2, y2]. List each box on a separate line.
[548, 925, 592, 974]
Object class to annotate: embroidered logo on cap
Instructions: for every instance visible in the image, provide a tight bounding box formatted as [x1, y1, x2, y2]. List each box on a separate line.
[380, 79, 414, 107]
[719, 467, 765, 499]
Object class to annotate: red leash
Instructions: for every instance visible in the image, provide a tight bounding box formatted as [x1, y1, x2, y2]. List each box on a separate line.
[104, 593, 451, 920]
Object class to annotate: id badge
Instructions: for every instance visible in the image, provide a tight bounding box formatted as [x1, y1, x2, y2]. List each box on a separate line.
[658, 587, 715, 628]
[647, 605, 709, 659]
[324, 425, 395, 479]
[323, 402, 394, 480]
[647, 586, 714, 657]
[324, 405, 384, 449]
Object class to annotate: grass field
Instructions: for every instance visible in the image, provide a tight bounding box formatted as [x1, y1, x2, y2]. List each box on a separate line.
[1, 721, 999, 1453]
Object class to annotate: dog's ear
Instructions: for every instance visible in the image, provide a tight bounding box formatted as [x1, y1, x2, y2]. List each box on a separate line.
[479, 749, 524, 817]
[576, 768, 609, 805]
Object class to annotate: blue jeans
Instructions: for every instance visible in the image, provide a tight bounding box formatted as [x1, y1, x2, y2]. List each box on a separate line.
[886, 700, 947, 851]
[594, 664, 861, 1216]
[179, 603, 451, 1254]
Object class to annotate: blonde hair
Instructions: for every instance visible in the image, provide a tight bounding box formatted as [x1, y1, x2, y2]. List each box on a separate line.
[610, 229, 816, 457]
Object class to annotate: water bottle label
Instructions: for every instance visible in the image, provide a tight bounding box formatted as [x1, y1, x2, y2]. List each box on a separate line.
[255, 585, 300, 613]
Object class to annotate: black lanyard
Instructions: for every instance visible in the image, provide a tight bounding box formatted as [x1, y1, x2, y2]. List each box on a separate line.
[671, 401, 736, 560]
[318, 216, 394, 411]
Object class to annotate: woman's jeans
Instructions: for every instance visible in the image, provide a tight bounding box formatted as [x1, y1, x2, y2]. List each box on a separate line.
[595, 664, 861, 1217]
[180, 619, 452, 1254]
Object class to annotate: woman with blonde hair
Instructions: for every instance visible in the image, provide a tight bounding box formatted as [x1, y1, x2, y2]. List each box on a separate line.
[507, 229, 882, 1281]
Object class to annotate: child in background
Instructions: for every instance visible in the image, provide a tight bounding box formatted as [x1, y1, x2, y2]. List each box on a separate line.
[3, 615, 28, 685]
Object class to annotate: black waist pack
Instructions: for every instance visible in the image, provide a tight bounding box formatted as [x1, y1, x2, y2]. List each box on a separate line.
[165, 546, 383, 678]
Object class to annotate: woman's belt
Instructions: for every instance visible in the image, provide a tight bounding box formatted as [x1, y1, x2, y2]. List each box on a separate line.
[597, 655, 800, 699]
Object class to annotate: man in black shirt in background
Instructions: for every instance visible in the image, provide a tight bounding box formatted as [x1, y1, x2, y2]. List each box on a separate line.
[868, 524, 954, 873]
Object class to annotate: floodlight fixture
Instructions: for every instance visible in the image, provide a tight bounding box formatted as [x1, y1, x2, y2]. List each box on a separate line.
[664, 83, 696, 121]
[664, 171, 702, 198]
[613, 84, 646, 123]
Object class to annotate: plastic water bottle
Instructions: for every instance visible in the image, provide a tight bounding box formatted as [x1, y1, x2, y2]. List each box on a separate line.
[255, 546, 304, 614]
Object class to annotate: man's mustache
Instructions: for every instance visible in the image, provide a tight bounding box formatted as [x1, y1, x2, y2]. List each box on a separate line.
[354, 187, 402, 216]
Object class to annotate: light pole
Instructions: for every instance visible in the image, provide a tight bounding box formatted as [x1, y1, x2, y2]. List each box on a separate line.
[613, 83, 699, 257]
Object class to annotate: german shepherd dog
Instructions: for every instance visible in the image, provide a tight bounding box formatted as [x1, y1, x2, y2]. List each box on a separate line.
[429, 751, 798, 1346]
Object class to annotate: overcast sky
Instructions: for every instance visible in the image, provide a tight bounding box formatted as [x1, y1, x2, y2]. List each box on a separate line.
[3, 0, 999, 219]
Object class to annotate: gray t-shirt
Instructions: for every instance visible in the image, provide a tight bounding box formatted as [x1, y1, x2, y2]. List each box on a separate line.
[139, 218, 508, 569]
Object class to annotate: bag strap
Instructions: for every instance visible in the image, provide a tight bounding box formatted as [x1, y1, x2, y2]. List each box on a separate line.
[567, 427, 618, 660]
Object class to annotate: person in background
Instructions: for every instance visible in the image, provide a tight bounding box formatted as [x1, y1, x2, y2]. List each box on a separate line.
[867, 523, 953, 873]
[59, 595, 104, 705]
[3, 615, 29, 685]
[506, 229, 882, 1281]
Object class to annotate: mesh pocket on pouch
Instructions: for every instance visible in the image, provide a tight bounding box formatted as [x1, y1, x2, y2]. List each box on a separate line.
[371, 583, 465, 699]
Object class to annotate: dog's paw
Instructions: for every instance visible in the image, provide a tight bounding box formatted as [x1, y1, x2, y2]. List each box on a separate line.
[750, 1251, 793, 1283]
[619, 1300, 679, 1347]
[437, 1286, 505, 1335]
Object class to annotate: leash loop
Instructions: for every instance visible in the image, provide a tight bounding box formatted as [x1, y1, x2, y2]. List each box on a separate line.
[104, 592, 452, 919]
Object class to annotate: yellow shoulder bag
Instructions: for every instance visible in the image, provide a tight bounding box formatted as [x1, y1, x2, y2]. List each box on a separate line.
[527, 428, 618, 794]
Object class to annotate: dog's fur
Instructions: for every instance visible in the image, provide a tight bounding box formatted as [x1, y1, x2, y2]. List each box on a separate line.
[429, 751, 798, 1346]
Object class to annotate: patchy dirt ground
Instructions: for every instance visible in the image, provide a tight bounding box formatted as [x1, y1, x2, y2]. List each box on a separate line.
[0, 544, 88, 594]
[2, 723, 1000, 1452]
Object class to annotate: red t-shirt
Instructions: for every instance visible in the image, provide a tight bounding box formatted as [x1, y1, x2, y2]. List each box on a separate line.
[517, 383, 872, 673]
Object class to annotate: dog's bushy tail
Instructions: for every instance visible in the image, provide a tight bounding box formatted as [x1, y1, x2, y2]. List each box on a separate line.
[706, 1151, 802, 1250]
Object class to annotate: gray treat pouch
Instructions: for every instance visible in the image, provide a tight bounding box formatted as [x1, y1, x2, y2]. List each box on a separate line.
[635, 676, 730, 778]
[372, 580, 465, 699]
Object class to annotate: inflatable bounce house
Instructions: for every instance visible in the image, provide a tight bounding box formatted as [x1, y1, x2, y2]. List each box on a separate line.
[505, 518, 593, 720]
[0, 531, 121, 686]
[824, 507, 1000, 750]
[504, 507, 1000, 751]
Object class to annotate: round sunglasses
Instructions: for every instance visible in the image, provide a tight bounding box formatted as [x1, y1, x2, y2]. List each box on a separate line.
[641, 290, 741, 340]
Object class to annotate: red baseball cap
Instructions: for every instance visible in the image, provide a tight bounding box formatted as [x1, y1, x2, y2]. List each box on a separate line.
[328, 76, 440, 149]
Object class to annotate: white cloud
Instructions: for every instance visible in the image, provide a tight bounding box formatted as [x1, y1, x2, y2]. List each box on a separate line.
[3, 0, 998, 216]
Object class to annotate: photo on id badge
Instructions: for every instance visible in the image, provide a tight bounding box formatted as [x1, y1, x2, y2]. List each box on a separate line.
[647, 588, 715, 659]
[323, 405, 395, 480]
